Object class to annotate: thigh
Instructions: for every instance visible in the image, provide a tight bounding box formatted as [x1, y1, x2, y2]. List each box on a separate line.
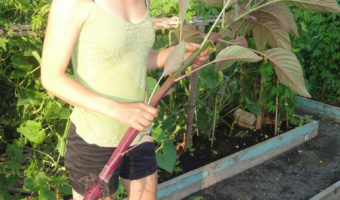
[72, 189, 115, 200]
[121, 171, 157, 200]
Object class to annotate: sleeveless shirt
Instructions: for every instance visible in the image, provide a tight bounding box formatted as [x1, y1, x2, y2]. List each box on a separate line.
[70, 0, 155, 147]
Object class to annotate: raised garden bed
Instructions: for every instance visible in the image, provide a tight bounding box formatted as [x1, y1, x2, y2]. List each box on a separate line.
[310, 180, 340, 200]
[296, 96, 340, 123]
[157, 119, 319, 200]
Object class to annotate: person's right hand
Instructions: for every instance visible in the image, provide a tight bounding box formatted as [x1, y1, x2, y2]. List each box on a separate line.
[113, 102, 158, 132]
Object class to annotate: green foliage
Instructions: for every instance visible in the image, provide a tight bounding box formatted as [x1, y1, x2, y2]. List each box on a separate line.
[156, 139, 177, 173]
[259, 62, 298, 126]
[291, 5, 340, 102]
[1, 0, 339, 198]
[1, 0, 71, 199]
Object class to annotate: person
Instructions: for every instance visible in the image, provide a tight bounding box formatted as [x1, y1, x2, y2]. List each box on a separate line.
[40, 0, 209, 199]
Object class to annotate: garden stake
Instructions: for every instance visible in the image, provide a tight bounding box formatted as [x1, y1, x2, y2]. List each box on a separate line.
[274, 79, 279, 135]
[83, 43, 210, 199]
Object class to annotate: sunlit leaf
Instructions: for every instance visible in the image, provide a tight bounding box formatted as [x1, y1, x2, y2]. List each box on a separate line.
[151, 127, 164, 142]
[215, 45, 263, 71]
[179, 0, 190, 24]
[32, 51, 42, 64]
[17, 120, 46, 144]
[146, 77, 160, 96]
[164, 41, 186, 75]
[264, 48, 311, 97]
[287, 0, 340, 12]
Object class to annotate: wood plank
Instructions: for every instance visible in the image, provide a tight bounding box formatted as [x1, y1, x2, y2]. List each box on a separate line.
[158, 120, 319, 200]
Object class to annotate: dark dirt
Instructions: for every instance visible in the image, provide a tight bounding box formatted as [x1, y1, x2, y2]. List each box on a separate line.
[183, 116, 340, 200]
[158, 119, 295, 183]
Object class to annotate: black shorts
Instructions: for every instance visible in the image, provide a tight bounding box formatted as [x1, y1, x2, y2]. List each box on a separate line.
[65, 123, 158, 196]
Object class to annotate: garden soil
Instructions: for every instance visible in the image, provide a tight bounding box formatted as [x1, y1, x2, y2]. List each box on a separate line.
[184, 116, 340, 200]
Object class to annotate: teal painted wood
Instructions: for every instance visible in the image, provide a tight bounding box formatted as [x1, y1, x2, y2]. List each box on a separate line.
[296, 96, 340, 122]
[157, 120, 318, 199]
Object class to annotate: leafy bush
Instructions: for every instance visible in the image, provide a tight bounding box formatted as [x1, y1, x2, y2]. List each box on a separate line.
[292, 5, 340, 103]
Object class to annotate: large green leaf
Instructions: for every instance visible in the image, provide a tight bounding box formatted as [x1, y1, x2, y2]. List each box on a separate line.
[39, 187, 56, 200]
[164, 41, 186, 75]
[264, 48, 311, 97]
[287, 0, 340, 12]
[10, 54, 33, 71]
[259, 3, 299, 36]
[156, 139, 177, 173]
[17, 89, 47, 106]
[215, 45, 263, 71]
[17, 120, 46, 144]
[146, 76, 160, 97]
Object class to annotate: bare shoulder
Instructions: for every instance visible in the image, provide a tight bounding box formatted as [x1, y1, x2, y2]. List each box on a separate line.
[49, 0, 92, 23]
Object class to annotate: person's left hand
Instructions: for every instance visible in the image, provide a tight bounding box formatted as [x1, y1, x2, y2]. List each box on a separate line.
[184, 42, 209, 68]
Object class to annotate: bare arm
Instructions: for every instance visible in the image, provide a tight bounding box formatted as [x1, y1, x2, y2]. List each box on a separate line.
[147, 43, 209, 71]
[41, 0, 157, 132]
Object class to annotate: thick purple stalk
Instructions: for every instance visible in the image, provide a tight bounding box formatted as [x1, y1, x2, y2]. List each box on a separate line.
[84, 44, 209, 199]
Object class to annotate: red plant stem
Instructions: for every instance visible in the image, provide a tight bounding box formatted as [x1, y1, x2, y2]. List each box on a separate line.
[84, 43, 209, 199]
[97, 78, 175, 184]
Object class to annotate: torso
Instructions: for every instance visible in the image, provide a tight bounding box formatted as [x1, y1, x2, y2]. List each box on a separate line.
[70, 0, 155, 147]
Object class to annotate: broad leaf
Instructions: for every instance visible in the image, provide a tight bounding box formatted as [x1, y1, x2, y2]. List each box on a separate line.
[253, 23, 269, 50]
[259, 3, 299, 36]
[10, 54, 33, 71]
[179, 0, 190, 24]
[176, 24, 205, 43]
[23, 176, 35, 192]
[34, 172, 48, 189]
[151, 127, 164, 143]
[215, 45, 263, 71]
[146, 77, 160, 97]
[264, 48, 311, 97]
[287, 0, 340, 12]
[156, 140, 177, 173]
[164, 41, 186, 75]
[234, 36, 248, 47]
[39, 187, 56, 200]
[252, 15, 292, 49]
[17, 120, 46, 144]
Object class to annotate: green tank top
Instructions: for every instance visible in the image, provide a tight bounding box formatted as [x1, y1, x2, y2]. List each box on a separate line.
[70, 1, 155, 147]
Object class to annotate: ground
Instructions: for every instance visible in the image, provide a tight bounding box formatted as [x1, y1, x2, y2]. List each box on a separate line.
[184, 117, 340, 200]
